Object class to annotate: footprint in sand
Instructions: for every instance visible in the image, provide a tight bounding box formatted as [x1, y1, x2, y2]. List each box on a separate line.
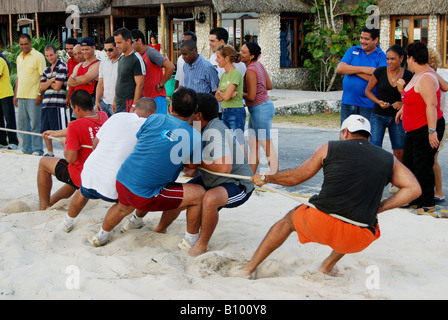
[188, 251, 245, 278]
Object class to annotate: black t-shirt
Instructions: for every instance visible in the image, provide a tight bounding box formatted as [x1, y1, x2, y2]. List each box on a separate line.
[309, 139, 394, 229]
[115, 52, 145, 105]
[372, 66, 413, 117]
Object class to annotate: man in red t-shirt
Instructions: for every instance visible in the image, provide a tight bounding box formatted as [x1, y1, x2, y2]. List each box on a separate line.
[65, 38, 78, 79]
[131, 29, 174, 115]
[66, 38, 80, 120]
[37, 89, 108, 210]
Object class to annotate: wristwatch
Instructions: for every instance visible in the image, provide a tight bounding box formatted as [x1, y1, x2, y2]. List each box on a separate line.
[429, 128, 437, 134]
[156, 83, 164, 89]
[261, 174, 267, 183]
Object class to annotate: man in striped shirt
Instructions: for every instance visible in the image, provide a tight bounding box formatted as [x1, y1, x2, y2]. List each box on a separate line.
[40, 44, 68, 157]
[181, 39, 219, 94]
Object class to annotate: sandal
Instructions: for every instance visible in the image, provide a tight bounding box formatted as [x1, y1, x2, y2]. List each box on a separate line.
[416, 206, 438, 218]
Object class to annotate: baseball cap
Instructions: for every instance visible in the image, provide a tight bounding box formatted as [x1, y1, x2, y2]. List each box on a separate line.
[340, 115, 371, 136]
[81, 37, 95, 47]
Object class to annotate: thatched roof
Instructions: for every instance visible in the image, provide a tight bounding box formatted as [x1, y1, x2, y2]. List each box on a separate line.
[63, 0, 111, 14]
[212, 0, 311, 13]
[377, 0, 448, 15]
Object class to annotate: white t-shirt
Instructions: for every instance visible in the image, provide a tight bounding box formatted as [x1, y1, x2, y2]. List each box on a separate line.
[175, 55, 185, 87]
[98, 54, 122, 105]
[81, 113, 147, 200]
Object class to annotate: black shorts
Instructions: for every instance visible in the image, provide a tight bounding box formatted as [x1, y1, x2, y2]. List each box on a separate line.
[41, 107, 68, 132]
[55, 159, 79, 189]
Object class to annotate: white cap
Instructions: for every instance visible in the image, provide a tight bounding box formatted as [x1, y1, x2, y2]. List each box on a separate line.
[340, 115, 371, 136]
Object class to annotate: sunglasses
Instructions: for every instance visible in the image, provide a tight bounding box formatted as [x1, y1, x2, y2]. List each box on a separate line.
[105, 48, 115, 52]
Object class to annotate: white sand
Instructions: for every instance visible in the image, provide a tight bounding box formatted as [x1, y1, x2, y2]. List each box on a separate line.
[1, 149, 448, 300]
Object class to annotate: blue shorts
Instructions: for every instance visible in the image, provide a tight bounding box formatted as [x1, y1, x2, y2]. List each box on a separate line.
[370, 113, 405, 150]
[188, 175, 253, 210]
[248, 99, 275, 139]
[80, 186, 117, 203]
[222, 107, 246, 145]
[41, 107, 67, 132]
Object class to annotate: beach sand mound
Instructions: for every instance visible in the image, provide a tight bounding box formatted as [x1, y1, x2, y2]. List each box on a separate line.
[1, 150, 448, 300]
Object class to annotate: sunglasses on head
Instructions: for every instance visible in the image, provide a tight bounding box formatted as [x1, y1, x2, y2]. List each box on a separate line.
[105, 48, 114, 52]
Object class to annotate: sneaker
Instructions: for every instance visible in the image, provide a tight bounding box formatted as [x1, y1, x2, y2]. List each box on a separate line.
[7, 144, 18, 150]
[63, 221, 74, 233]
[87, 235, 109, 247]
[43, 153, 54, 157]
[32, 151, 43, 156]
[0, 144, 7, 149]
[177, 238, 194, 250]
[120, 217, 144, 233]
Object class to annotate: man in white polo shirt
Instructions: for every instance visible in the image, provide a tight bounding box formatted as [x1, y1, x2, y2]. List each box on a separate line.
[95, 36, 122, 117]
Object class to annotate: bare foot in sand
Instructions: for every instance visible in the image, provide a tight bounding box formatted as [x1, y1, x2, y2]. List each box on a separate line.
[188, 244, 207, 257]
[318, 265, 339, 276]
[228, 266, 253, 279]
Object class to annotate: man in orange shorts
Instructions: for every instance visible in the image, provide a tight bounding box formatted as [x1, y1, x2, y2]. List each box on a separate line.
[237, 115, 422, 277]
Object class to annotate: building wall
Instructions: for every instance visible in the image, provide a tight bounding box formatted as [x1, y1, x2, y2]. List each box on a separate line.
[194, 6, 212, 59]
[257, 12, 312, 90]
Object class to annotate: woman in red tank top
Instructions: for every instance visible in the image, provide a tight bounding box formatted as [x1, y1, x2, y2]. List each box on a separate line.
[397, 42, 445, 214]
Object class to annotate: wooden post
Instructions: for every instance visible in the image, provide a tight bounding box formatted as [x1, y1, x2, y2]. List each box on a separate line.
[35, 12, 40, 38]
[160, 3, 166, 56]
[110, 15, 114, 36]
[217, 12, 222, 27]
[8, 14, 13, 46]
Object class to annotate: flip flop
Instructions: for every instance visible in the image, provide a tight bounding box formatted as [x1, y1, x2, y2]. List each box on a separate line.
[434, 197, 445, 204]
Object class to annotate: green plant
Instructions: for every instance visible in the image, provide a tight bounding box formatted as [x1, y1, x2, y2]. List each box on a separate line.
[303, 0, 377, 92]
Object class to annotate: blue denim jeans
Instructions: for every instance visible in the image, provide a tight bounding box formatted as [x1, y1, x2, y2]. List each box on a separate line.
[340, 103, 373, 125]
[222, 107, 246, 145]
[99, 99, 113, 118]
[370, 113, 405, 150]
[17, 98, 43, 155]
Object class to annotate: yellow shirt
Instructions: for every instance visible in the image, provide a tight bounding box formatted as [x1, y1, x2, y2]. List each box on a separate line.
[16, 48, 46, 99]
[0, 58, 14, 99]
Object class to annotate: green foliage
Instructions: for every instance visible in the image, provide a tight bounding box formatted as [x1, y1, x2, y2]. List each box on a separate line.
[3, 33, 59, 88]
[303, 0, 377, 92]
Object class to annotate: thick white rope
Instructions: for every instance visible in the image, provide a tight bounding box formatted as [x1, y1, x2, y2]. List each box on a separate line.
[0, 127, 93, 149]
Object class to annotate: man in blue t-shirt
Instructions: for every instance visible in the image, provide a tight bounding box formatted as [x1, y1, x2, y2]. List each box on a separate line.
[88, 87, 204, 247]
[336, 27, 387, 124]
